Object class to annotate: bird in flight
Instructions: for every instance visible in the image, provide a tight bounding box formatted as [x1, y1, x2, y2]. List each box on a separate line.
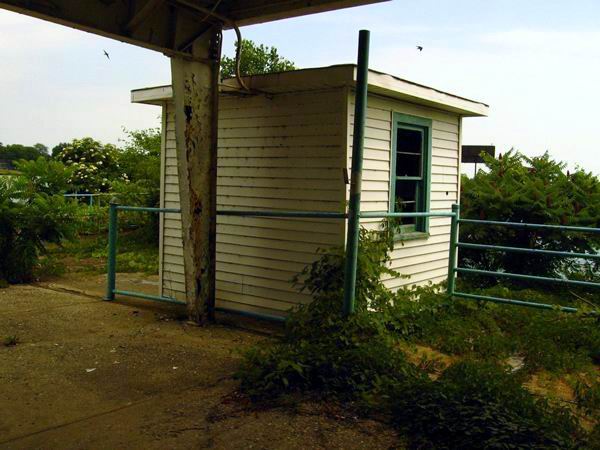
[416, 45, 423, 52]
[103, 50, 110, 60]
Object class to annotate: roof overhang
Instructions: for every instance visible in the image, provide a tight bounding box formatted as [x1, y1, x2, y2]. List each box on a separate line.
[0, 1, 387, 57]
[132, 65, 489, 117]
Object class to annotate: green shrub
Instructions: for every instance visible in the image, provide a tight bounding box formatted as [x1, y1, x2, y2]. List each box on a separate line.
[237, 226, 593, 447]
[14, 157, 73, 195]
[238, 291, 422, 400]
[388, 360, 581, 449]
[55, 137, 124, 193]
[0, 177, 78, 283]
[384, 284, 600, 374]
[460, 151, 600, 283]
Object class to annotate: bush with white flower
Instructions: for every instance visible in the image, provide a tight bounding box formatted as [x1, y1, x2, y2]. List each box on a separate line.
[56, 137, 126, 193]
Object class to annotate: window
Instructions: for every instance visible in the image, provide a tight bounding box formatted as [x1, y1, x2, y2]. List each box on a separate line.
[390, 113, 432, 234]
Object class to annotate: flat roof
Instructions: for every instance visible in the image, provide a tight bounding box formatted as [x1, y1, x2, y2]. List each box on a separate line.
[131, 65, 488, 117]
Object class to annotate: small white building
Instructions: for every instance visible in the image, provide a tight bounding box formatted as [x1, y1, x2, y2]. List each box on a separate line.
[132, 65, 488, 319]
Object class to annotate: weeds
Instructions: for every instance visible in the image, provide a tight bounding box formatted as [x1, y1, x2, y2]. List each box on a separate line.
[385, 284, 600, 375]
[237, 223, 599, 448]
[3, 335, 19, 347]
[575, 379, 600, 419]
[49, 229, 158, 275]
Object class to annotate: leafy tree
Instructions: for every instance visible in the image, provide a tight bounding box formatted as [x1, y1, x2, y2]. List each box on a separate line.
[51, 142, 69, 158]
[117, 128, 161, 186]
[14, 157, 73, 196]
[55, 137, 125, 193]
[460, 150, 600, 280]
[0, 143, 48, 162]
[221, 39, 296, 79]
[115, 128, 163, 243]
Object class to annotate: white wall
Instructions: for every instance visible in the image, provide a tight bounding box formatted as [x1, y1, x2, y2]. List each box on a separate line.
[348, 92, 461, 289]
[161, 88, 347, 317]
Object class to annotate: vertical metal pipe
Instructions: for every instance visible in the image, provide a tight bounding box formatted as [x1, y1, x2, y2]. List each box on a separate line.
[105, 199, 118, 301]
[447, 203, 460, 295]
[342, 30, 370, 316]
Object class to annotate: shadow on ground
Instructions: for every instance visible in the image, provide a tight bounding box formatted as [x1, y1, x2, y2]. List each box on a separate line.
[0, 277, 398, 450]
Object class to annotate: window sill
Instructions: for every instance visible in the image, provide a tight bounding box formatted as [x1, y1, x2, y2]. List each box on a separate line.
[394, 231, 430, 242]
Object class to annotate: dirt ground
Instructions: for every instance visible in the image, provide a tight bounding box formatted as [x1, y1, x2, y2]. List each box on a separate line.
[0, 275, 400, 450]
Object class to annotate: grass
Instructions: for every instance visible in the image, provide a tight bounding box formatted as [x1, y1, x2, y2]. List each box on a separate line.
[42, 228, 158, 277]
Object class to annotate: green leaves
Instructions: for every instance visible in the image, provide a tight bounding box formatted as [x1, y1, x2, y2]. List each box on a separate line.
[0, 178, 79, 283]
[236, 210, 597, 448]
[56, 137, 124, 193]
[14, 157, 74, 195]
[461, 150, 600, 282]
[220, 39, 296, 79]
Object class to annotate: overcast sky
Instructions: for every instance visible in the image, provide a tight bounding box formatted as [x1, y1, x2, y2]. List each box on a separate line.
[1, 0, 599, 172]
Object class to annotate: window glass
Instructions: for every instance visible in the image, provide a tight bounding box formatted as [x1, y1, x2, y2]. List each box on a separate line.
[394, 181, 417, 225]
[390, 115, 431, 234]
[395, 128, 423, 178]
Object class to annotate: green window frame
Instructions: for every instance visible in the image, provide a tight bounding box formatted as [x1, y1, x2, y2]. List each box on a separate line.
[389, 112, 432, 236]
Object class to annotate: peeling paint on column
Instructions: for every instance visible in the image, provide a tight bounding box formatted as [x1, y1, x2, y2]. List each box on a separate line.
[170, 28, 220, 324]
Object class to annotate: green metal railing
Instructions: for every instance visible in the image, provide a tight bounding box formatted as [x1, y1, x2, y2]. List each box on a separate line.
[105, 202, 296, 322]
[106, 199, 599, 319]
[104, 203, 184, 305]
[447, 204, 600, 313]
[65, 192, 112, 206]
[104, 200, 460, 321]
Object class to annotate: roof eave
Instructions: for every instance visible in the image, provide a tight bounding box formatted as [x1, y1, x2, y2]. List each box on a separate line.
[131, 65, 489, 117]
[131, 85, 172, 105]
[358, 67, 489, 117]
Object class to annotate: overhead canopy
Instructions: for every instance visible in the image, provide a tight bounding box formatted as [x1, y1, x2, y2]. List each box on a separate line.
[0, 0, 387, 57]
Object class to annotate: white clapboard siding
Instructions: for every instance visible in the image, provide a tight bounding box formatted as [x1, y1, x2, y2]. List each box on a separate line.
[159, 85, 463, 313]
[160, 89, 347, 315]
[347, 91, 460, 289]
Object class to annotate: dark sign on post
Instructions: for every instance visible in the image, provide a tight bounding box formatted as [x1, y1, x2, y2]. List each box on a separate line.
[461, 145, 495, 163]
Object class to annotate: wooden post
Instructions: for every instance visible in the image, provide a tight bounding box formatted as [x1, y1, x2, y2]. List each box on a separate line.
[170, 26, 221, 324]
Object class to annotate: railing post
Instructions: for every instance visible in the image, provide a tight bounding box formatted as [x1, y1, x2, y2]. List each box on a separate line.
[105, 198, 118, 301]
[342, 30, 370, 317]
[447, 203, 460, 295]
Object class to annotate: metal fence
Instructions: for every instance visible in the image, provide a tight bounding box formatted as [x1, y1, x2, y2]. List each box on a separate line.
[64, 192, 112, 206]
[447, 204, 600, 313]
[104, 201, 599, 320]
[103, 202, 458, 321]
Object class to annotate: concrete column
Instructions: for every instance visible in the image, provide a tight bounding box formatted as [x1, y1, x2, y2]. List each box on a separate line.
[170, 26, 221, 324]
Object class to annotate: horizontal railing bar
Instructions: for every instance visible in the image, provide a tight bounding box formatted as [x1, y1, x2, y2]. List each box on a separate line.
[457, 242, 600, 260]
[116, 206, 181, 213]
[456, 267, 600, 289]
[215, 306, 286, 323]
[113, 289, 187, 305]
[217, 210, 347, 219]
[459, 218, 600, 234]
[360, 211, 455, 218]
[112, 290, 286, 322]
[64, 193, 113, 197]
[452, 291, 579, 313]
[113, 207, 457, 220]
